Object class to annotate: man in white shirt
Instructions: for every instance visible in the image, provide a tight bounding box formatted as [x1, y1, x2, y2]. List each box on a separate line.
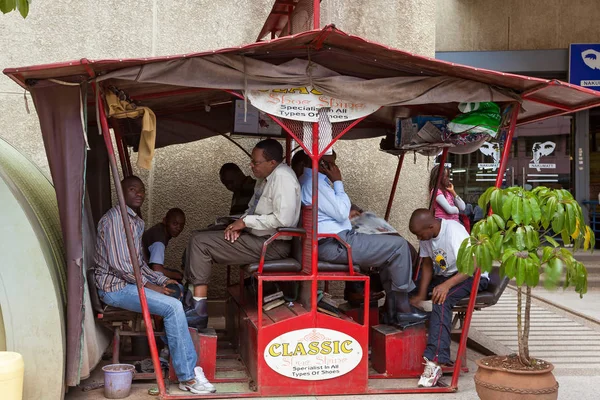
[409, 209, 489, 388]
[185, 139, 301, 324]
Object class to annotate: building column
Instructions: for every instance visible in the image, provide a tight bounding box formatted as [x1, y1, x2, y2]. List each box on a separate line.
[575, 110, 590, 222]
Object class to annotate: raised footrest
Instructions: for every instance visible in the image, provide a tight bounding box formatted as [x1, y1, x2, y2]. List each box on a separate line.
[227, 284, 308, 328]
[169, 328, 217, 382]
[370, 324, 427, 378]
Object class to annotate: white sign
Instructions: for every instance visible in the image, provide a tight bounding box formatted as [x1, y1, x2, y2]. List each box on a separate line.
[530, 141, 556, 172]
[247, 87, 379, 123]
[264, 328, 363, 381]
[233, 100, 282, 136]
[478, 141, 500, 171]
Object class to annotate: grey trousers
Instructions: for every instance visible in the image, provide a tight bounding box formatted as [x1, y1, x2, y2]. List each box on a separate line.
[318, 230, 416, 293]
[185, 229, 291, 285]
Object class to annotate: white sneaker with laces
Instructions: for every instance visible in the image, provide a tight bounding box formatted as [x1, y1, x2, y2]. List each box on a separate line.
[195, 366, 216, 392]
[418, 357, 442, 388]
[179, 378, 215, 394]
[178, 367, 216, 394]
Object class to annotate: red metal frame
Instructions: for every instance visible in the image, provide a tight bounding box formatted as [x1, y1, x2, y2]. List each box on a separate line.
[110, 121, 133, 177]
[429, 148, 449, 211]
[384, 154, 405, 221]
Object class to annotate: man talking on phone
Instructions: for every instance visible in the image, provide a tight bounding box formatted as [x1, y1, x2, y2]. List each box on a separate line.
[298, 150, 427, 327]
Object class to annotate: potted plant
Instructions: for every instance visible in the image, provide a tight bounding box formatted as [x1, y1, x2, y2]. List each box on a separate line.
[458, 186, 595, 400]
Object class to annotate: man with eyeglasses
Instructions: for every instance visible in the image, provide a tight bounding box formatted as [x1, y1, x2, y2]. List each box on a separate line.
[184, 139, 301, 327]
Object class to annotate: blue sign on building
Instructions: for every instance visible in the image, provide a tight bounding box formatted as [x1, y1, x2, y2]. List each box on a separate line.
[569, 44, 600, 91]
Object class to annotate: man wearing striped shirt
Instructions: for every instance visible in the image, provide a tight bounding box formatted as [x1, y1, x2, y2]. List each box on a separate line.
[94, 176, 216, 395]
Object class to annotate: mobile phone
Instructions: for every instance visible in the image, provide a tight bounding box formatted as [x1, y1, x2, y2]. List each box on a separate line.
[319, 160, 329, 169]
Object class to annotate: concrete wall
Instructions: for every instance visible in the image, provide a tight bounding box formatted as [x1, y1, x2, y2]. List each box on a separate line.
[437, 0, 600, 51]
[1, 0, 435, 299]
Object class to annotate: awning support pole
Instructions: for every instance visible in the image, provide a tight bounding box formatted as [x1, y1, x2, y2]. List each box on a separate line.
[429, 148, 449, 211]
[285, 134, 292, 164]
[97, 91, 167, 396]
[384, 154, 405, 221]
[450, 102, 519, 388]
[310, 121, 319, 315]
[110, 120, 132, 177]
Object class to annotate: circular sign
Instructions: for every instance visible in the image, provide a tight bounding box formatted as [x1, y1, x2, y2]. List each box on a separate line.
[264, 328, 363, 380]
[247, 87, 379, 123]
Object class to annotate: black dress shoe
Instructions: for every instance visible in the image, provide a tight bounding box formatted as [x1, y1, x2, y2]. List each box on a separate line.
[395, 308, 429, 328]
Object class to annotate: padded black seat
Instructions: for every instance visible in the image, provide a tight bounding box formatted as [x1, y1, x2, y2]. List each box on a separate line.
[317, 262, 361, 273]
[244, 259, 302, 273]
[454, 266, 509, 309]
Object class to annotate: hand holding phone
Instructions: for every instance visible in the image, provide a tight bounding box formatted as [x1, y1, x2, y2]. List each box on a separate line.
[320, 160, 342, 182]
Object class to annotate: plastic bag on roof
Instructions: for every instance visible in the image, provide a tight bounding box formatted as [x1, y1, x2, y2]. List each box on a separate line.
[447, 102, 501, 137]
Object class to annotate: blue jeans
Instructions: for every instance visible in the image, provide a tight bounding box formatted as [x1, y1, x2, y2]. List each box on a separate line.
[166, 283, 206, 328]
[98, 284, 197, 382]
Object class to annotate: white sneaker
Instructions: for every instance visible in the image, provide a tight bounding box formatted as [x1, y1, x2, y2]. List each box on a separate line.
[195, 366, 216, 392]
[418, 357, 442, 388]
[179, 378, 216, 394]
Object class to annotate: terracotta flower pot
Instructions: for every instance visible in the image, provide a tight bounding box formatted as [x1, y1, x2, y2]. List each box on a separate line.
[474, 356, 559, 400]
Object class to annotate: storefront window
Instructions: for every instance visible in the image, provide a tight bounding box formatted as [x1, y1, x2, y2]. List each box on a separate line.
[437, 116, 574, 209]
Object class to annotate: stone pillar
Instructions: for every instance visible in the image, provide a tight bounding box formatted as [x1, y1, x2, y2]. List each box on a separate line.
[320, 0, 437, 240]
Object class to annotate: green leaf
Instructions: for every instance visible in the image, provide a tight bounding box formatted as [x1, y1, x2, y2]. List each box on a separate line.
[541, 246, 553, 264]
[561, 229, 571, 245]
[0, 0, 16, 14]
[502, 193, 515, 220]
[491, 231, 504, 259]
[490, 189, 502, 215]
[524, 226, 534, 249]
[16, 0, 28, 18]
[515, 227, 526, 250]
[545, 196, 557, 224]
[565, 202, 577, 236]
[503, 255, 517, 279]
[544, 235, 560, 247]
[478, 187, 496, 210]
[528, 197, 542, 222]
[525, 257, 540, 287]
[511, 196, 523, 225]
[515, 257, 526, 286]
[545, 257, 563, 289]
[491, 214, 505, 230]
[574, 262, 588, 296]
[551, 204, 565, 233]
[479, 243, 493, 273]
[522, 198, 533, 225]
[457, 238, 472, 275]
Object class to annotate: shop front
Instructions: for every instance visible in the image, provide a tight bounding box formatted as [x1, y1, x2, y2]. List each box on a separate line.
[444, 115, 574, 208]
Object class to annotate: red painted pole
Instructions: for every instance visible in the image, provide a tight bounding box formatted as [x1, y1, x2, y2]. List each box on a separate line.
[311, 121, 319, 315]
[111, 121, 132, 177]
[285, 134, 292, 164]
[384, 154, 405, 221]
[97, 91, 167, 396]
[493, 104, 519, 190]
[450, 103, 519, 389]
[429, 147, 449, 211]
[313, 0, 320, 29]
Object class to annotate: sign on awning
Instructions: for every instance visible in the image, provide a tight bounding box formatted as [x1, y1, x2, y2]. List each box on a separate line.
[247, 87, 379, 123]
